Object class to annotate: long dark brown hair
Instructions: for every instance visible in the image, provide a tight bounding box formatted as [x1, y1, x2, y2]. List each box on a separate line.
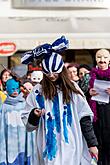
[41, 66, 83, 103]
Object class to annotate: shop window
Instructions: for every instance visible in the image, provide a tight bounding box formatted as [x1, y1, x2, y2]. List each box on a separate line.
[64, 49, 96, 67]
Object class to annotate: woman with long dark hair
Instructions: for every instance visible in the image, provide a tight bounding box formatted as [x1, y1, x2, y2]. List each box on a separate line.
[21, 36, 98, 165]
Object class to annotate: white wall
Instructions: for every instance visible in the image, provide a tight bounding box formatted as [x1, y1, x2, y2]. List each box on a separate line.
[1, 0, 110, 50]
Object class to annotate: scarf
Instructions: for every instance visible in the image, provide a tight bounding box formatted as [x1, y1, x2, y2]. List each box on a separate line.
[5, 92, 25, 106]
[89, 67, 110, 122]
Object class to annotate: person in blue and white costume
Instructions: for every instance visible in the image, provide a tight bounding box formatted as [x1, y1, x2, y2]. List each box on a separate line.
[21, 36, 98, 165]
[0, 78, 37, 165]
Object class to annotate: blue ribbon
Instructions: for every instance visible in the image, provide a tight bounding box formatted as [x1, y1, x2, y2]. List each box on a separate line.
[21, 36, 69, 64]
[63, 111, 68, 143]
[43, 112, 57, 161]
[52, 94, 61, 133]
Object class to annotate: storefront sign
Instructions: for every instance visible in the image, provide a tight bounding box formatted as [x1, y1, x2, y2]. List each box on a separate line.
[12, 0, 108, 9]
[0, 42, 16, 56]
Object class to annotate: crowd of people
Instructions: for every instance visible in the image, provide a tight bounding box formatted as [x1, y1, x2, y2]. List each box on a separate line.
[0, 68, 43, 165]
[0, 36, 110, 165]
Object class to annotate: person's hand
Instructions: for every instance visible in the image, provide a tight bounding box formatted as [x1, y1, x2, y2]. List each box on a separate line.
[89, 88, 99, 96]
[89, 146, 98, 161]
[34, 108, 45, 117]
[105, 88, 110, 95]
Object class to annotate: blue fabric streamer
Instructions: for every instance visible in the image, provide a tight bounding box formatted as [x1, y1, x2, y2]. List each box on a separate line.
[52, 94, 61, 133]
[66, 103, 72, 126]
[63, 111, 68, 143]
[43, 112, 57, 161]
[36, 93, 45, 109]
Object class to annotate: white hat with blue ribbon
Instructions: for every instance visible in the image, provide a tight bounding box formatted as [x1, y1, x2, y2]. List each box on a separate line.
[21, 36, 69, 74]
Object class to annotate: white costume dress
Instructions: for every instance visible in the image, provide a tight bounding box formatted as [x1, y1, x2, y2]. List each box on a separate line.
[0, 93, 37, 165]
[21, 84, 93, 165]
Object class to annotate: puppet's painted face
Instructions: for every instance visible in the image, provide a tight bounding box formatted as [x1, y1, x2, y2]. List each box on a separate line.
[23, 82, 33, 92]
[6, 79, 20, 97]
[31, 71, 43, 83]
[96, 49, 110, 70]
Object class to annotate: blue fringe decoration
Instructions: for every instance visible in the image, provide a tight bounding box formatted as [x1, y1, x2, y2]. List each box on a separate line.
[52, 94, 61, 133]
[63, 111, 68, 143]
[66, 103, 72, 126]
[36, 93, 45, 109]
[64, 105, 67, 110]
[43, 112, 57, 161]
